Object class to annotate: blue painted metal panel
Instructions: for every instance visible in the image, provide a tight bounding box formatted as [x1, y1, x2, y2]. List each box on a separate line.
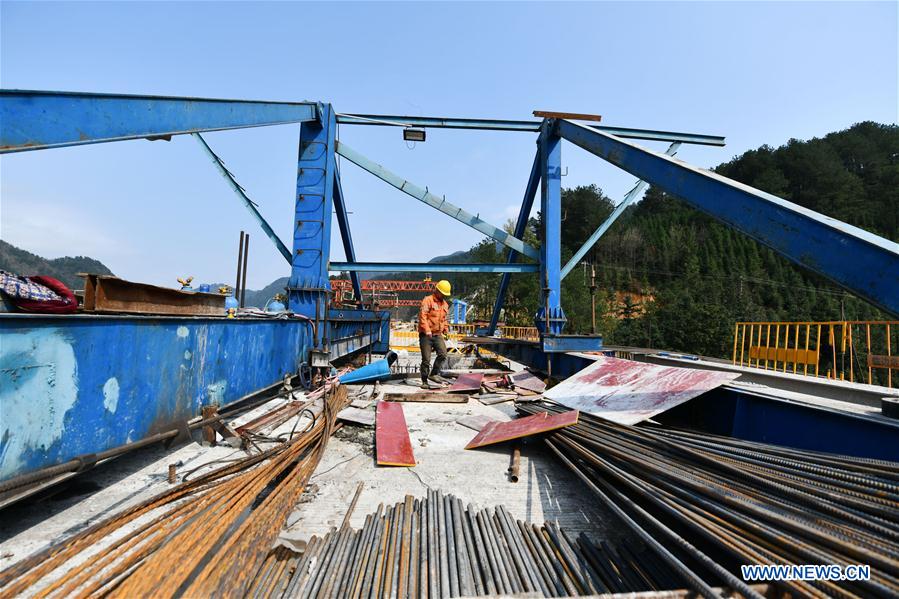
[560, 142, 680, 280]
[536, 124, 566, 335]
[0, 90, 317, 153]
[488, 149, 541, 335]
[542, 335, 604, 353]
[0, 314, 312, 480]
[333, 167, 363, 302]
[335, 141, 539, 260]
[557, 119, 899, 316]
[450, 299, 468, 324]
[336, 114, 727, 146]
[659, 387, 899, 462]
[193, 133, 293, 263]
[290, 104, 336, 345]
[329, 262, 539, 273]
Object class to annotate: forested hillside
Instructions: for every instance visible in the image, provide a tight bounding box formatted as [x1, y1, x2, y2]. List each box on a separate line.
[0, 240, 114, 289]
[425, 121, 899, 358]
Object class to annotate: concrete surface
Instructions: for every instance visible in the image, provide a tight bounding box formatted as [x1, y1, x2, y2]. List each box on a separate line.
[281, 381, 621, 548]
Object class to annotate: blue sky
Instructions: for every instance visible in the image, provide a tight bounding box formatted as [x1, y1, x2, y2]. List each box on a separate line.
[2, 1, 897, 290]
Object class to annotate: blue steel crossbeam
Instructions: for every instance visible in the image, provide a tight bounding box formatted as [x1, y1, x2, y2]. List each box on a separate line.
[330, 262, 539, 273]
[336, 114, 727, 147]
[0, 90, 317, 153]
[556, 119, 899, 316]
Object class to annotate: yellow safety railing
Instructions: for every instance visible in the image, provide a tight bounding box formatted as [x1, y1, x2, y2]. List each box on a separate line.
[732, 321, 898, 388]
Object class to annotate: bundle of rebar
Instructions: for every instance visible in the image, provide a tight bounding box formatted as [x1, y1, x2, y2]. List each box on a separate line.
[0, 384, 348, 598]
[519, 402, 899, 599]
[247, 490, 684, 598]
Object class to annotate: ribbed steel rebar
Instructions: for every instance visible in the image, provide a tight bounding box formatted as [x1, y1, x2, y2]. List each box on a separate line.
[246, 491, 683, 598]
[518, 401, 899, 599]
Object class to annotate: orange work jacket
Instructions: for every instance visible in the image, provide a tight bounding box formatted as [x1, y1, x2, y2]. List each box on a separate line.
[418, 293, 449, 335]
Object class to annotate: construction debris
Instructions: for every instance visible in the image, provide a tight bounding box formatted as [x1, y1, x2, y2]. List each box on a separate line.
[384, 392, 469, 404]
[448, 372, 484, 393]
[245, 491, 686, 597]
[465, 410, 579, 450]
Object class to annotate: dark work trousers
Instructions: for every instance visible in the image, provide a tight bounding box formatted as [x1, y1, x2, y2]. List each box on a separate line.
[419, 333, 448, 382]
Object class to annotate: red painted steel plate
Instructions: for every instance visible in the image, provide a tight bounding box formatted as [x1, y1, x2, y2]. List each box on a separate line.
[510, 370, 546, 393]
[449, 372, 484, 393]
[465, 410, 579, 450]
[544, 355, 739, 425]
[376, 401, 416, 467]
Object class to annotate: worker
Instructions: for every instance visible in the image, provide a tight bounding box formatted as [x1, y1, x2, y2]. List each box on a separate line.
[419, 279, 452, 386]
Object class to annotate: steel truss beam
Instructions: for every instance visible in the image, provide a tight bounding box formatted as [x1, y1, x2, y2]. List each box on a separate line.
[335, 141, 539, 260]
[487, 149, 541, 335]
[560, 141, 681, 280]
[330, 262, 539, 273]
[336, 113, 726, 146]
[193, 133, 292, 263]
[557, 119, 899, 316]
[0, 90, 317, 153]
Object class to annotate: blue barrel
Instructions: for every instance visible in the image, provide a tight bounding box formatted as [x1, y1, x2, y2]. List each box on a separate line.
[339, 351, 398, 384]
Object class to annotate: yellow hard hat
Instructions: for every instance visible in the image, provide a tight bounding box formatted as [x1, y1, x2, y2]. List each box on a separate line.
[436, 280, 451, 296]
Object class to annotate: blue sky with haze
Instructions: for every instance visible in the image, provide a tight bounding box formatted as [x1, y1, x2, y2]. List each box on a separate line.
[2, 1, 896, 290]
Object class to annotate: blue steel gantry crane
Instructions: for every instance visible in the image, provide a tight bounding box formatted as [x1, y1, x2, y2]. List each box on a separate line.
[1, 90, 898, 481]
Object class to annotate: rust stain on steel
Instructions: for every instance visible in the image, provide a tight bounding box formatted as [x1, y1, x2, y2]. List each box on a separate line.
[376, 401, 415, 467]
[464, 410, 578, 450]
[543, 355, 739, 425]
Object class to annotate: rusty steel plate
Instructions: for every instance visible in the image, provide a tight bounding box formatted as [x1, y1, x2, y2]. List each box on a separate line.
[544, 355, 739, 425]
[376, 401, 416, 467]
[464, 410, 579, 450]
[449, 373, 484, 393]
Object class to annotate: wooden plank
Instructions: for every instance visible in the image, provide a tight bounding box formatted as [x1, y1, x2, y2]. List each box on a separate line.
[465, 410, 579, 450]
[82, 274, 224, 316]
[383, 393, 468, 404]
[449, 373, 484, 393]
[533, 110, 602, 122]
[376, 401, 416, 466]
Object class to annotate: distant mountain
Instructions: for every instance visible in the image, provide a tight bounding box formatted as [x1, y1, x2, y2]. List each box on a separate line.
[0, 240, 114, 289]
[429, 250, 468, 263]
[243, 276, 289, 308]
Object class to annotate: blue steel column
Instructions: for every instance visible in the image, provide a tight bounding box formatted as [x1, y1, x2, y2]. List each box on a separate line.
[289, 104, 336, 347]
[486, 149, 541, 335]
[536, 121, 566, 335]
